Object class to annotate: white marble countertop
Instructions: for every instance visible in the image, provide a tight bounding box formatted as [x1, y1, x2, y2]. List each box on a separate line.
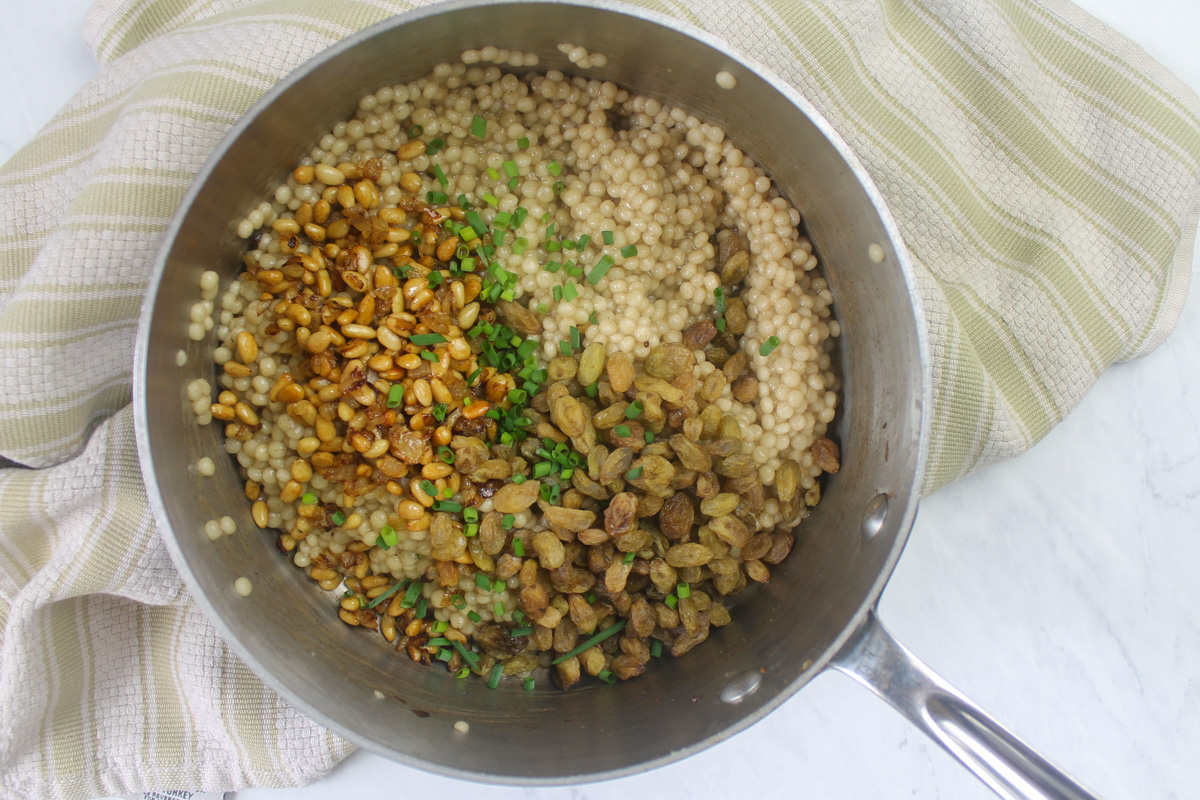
[6, 1, 1199, 799]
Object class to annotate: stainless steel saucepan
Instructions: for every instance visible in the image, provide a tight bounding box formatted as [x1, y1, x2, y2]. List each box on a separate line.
[134, 2, 1100, 797]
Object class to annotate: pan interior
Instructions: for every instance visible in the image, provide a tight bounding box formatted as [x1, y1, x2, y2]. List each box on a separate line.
[136, 0, 928, 783]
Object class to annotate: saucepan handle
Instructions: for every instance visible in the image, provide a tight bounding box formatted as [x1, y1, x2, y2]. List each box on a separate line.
[832, 609, 1101, 800]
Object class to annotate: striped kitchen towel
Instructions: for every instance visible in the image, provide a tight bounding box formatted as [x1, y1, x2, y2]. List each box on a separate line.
[1, 0, 1198, 798]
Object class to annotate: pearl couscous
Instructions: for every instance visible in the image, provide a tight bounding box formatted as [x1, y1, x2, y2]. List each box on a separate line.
[188, 53, 841, 689]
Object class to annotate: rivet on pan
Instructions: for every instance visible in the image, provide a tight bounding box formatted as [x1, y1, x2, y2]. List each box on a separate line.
[868, 243, 886, 263]
[720, 670, 763, 704]
[862, 493, 889, 539]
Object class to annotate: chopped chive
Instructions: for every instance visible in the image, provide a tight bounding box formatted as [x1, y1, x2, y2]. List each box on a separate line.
[512, 237, 529, 255]
[645, 430, 656, 444]
[517, 136, 530, 149]
[471, 114, 487, 139]
[476, 573, 491, 590]
[426, 190, 448, 204]
[626, 466, 643, 481]
[436, 648, 453, 662]
[461, 257, 476, 273]
[494, 600, 505, 617]
[425, 138, 445, 155]
[463, 507, 479, 523]
[433, 163, 448, 189]
[623, 552, 635, 564]
[552, 286, 563, 302]
[426, 637, 451, 647]
[759, 336, 781, 356]
[483, 193, 499, 207]
[431, 403, 448, 422]
[408, 124, 424, 138]
[493, 578, 505, 594]
[443, 487, 453, 499]
[331, 510, 347, 526]
[438, 445, 455, 464]
[468, 610, 482, 623]
[560, 339, 572, 356]
[419, 480, 438, 498]
[379, 524, 398, 548]
[547, 160, 561, 176]
[577, 234, 591, 250]
[415, 597, 427, 618]
[419, 350, 440, 363]
[508, 176, 519, 190]
[620, 244, 638, 258]
[456, 666, 471, 679]
[501, 514, 515, 530]
[513, 207, 528, 227]
[508, 388, 528, 404]
[513, 610, 528, 625]
[465, 210, 488, 236]
[665, 593, 678, 609]
[587, 254, 615, 285]
[301, 492, 317, 505]
[650, 638, 662, 658]
[570, 326, 581, 350]
[714, 287, 726, 314]
[432, 620, 449, 633]
[452, 640, 479, 667]
[544, 260, 561, 273]
[614, 424, 631, 438]
[585, 381, 599, 397]
[715, 317, 727, 332]
[552, 181, 565, 194]
[546, 241, 561, 252]
[503, 160, 519, 178]
[598, 669, 617, 684]
[426, 271, 443, 288]
[551, 620, 627, 665]
[585, 592, 596, 603]
[513, 539, 525, 557]
[366, 580, 405, 609]
[677, 582, 691, 599]
[487, 663, 504, 689]
[458, 193, 471, 210]
[434, 500, 463, 513]
[493, 211, 512, 229]
[524, 676, 535, 691]
[487, 167, 500, 181]
[602, 230, 614, 245]
[400, 580, 422, 608]
[464, 522, 478, 537]
[625, 400, 643, 419]
[452, 594, 466, 609]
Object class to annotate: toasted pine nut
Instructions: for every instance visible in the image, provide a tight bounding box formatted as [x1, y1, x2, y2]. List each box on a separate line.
[251, 500, 269, 528]
[398, 141, 426, 160]
[397, 499, 425, 519]
[293, 165, 315, 184]
[313, 200, 331, 224]
[234, 402, 259, 425]
[342, 324, 376, 339]
[354, 179, 380, 208]
[303, 223, 327, 242]
[430, 378, 453, 404]
[433, 425, 452, 446]
[379, 207, 406, 224]
[422, 462, 453, 480]
[436, 236, 459, 262]
[462, 400, 491, 419]
[272, 218, 300, 236]
[280, 480, 303, 503]
[210, 403, 235, 421]
[297, 437, 321, 456]
[458, 302, 480, 329]
[412, 379, 433, 407]
[310, 567, 338, 581]
[396, 353, 422, 370]
[223, 361, 252, 378]
[290, 459, 313, 482]
[315, 163, 346, 185]
[235, 331, 259, 364]
[336, 185, 355, 209]
[339, 609, 360, 626]
[447, 337, 471, 361]
[364, 439, 390, 459]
